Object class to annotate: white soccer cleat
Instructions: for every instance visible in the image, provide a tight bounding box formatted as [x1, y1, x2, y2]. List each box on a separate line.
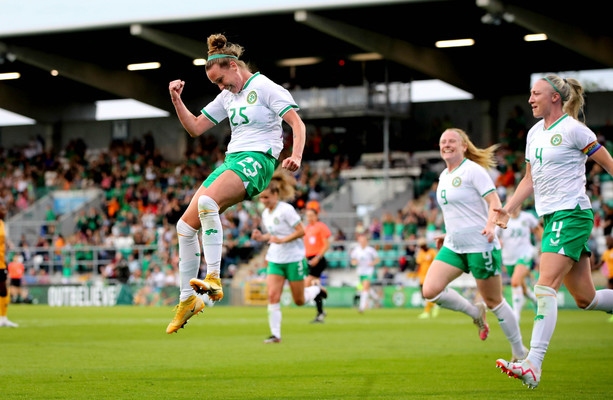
[263, 335, 281, 344]
[496, 358, 541, 389]
[0, 318, 18, 328]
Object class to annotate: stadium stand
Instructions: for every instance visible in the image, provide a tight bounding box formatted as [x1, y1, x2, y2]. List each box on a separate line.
[3, 100, 613, 300]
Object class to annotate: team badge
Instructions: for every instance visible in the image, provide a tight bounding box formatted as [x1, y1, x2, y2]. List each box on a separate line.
[452, 177, 462, 187]
[550, 134, 562, 146]
[247, 91, 257, 104]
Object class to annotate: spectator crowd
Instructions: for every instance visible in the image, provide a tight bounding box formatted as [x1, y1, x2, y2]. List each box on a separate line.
[3, 110, 613, 298]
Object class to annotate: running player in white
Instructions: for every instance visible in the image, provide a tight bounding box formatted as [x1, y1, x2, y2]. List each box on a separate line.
[166, 33, 306, 333]
[495, 75, 613, 388]
[251, 171, 325, 343]
[422, 128, 526, 363]
[350, 234, 381, 313]
[496, 207, 542, 322]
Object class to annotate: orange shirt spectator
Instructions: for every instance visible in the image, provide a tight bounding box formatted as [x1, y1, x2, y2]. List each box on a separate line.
[107, 197, 120, 218]
[496, 165, 515, 188]
[8, 257, 25, 280]
[304, 219, 331, 258]
[54, 235, 65, 256]
[305, 200, 320, 214]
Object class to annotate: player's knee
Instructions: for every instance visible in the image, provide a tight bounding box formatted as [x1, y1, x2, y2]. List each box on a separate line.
[268, 293, 282, 304]
[510, 277, 522, 287]
[295, 298, 305, 306]
[176, 219, 197, 238]
[422, 286, 441, 303]
[198, 195, 219, 214]
[574, 294, 594, 309]
[481, 293, 502, 310]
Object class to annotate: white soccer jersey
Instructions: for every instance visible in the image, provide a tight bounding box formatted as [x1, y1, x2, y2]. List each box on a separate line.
[496, 211, 539, 265]
[350, 245, 379, 277]
[202, 73, 299, 159]
[437, 158, 501, 253]
[261, 201, 305, 263]
[525, 114, 600, 216]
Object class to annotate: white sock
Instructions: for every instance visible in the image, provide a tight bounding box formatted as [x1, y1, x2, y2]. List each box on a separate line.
[525, 287, 537, 304]
[527, 285, 558, 371]
[369, 288, 380, 301]
[268, 303, 281, 338]
[511, 286, 525, 322]
[198, 195, 223, 279]
[176, 219, 200, 302]
[490, 299, 525, 356]
[427, 288, 480, 319]
[584, 289, 613, 312]
[359, 291, 368, 311]
[304, 285, 321, 303]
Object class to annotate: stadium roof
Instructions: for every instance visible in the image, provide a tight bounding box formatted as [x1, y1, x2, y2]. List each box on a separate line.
[0, 0, 612, 124]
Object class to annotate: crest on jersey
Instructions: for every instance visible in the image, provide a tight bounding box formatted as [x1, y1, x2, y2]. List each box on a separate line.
[274, 217, 280, 225]
[452, 177, 462, 187]
[550, 134, 562, 146]
[247, 91, 258, 104]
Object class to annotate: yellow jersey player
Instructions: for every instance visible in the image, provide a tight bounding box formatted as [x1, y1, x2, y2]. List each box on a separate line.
[415, 238, 439, 319]
[0, 203, 18, 328]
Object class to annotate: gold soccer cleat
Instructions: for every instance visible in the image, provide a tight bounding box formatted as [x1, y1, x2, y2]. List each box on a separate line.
[166, 295, 205, 334]
[190, 274, 223, 302]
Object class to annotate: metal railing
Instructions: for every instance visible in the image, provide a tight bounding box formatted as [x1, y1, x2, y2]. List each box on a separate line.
[9, 244, 161, 274]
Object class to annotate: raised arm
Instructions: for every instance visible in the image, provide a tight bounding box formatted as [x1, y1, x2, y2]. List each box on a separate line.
[169, 80, 215, 137]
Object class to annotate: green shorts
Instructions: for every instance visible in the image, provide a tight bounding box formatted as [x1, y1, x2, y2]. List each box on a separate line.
[541, 207, 593, 262]
[434, 246, 501, 280]
[202, 151, 278, 200]
[359, 273, 377, 282]
[504, 257, 533, 276]
[267, 259, 307, 282]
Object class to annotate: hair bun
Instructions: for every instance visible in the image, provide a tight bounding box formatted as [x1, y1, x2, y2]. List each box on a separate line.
[212, 39, 225, 50]
[207, 34, 227, 52]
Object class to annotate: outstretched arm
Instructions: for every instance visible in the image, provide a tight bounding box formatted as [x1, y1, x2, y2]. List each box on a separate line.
[494, 163, 534, 229]
[590, 146, 613, 177]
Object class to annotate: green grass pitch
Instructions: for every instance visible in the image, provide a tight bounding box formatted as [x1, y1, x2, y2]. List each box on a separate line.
[1, 305, 611, 399]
